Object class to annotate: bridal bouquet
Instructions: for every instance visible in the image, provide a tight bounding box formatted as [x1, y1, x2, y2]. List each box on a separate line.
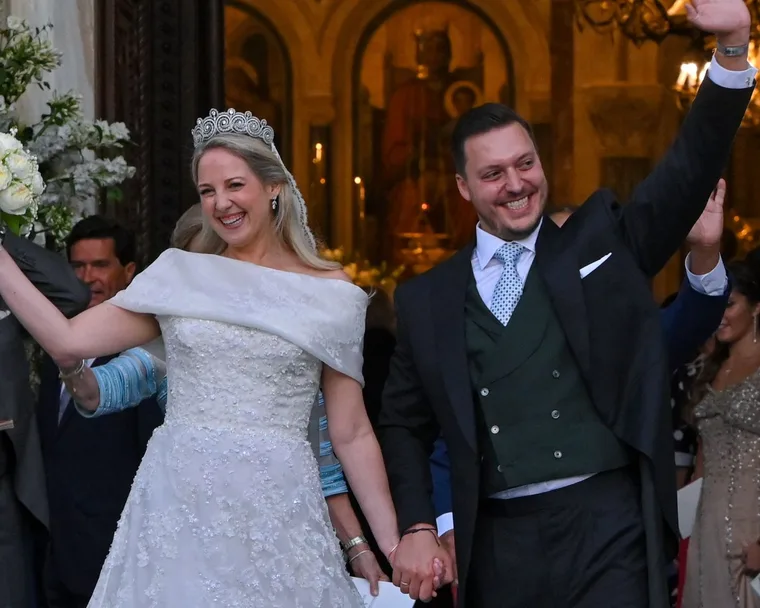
[0, 17, 134, 247]
[0, 128, 44, 233]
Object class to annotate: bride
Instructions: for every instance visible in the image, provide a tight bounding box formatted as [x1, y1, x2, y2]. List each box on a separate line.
[0, 109, 415, 607]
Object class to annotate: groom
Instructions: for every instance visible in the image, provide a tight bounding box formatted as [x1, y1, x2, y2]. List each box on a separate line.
[0, 226, 90, 607]
[379, 1, 756, 606]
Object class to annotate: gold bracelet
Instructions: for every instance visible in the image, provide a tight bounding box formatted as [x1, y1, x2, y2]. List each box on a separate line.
[348, 549, 371, 565]
[58, 360, 85, 379]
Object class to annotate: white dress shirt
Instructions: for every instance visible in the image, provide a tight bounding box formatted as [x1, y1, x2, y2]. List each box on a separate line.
[436, 54, 750, 537]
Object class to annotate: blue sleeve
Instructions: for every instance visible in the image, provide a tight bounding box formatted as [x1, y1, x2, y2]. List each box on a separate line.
[157, 376, 168, 410]
[429, 436, 453, 517]
[660, 277, 729, 372]
[313, 391, 348, 498]
[75, 348, 165, 418]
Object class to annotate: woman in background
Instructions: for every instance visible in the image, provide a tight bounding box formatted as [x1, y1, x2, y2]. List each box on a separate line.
[682, 259, 760, 608]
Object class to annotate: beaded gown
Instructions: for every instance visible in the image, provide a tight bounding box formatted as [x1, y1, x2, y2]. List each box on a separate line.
[86, 249, 367, 608]
[682, 371, 760, 608]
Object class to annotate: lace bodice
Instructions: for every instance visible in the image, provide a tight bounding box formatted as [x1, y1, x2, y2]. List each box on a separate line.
[88, 250, 369, 607]
[160, 317, 322, 435]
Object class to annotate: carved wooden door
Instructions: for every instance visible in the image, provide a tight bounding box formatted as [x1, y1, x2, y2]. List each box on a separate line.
[96, 0, 224, 264]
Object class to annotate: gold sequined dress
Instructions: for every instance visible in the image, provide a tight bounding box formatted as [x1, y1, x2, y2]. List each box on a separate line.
[86, 249, 368, 608]
[682, 371, 760, 608]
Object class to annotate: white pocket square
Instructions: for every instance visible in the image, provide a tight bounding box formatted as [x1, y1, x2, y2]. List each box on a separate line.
[579, 253, 612, 279]
[0, 309, 10, 321]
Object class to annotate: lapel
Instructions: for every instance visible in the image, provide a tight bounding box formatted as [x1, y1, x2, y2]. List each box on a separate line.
[533, 218, 591, 378]
[431, 244, 478, 452]
[56, 356, 112, 434]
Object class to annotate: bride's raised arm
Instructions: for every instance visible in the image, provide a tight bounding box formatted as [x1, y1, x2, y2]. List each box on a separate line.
[0, 244, 159, 361]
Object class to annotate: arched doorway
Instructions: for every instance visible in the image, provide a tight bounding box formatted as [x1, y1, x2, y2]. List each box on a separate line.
[223, 1, 293, 166]
[351, 0, 514, 273]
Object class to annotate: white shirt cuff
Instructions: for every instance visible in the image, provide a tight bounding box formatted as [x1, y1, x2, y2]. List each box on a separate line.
[707, 56, 757, 89]
[685, 253, 728, 296]
[436, 512, 454, 537]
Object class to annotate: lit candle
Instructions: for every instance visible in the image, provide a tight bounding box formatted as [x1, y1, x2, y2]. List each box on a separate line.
[355, 177, 365, 258]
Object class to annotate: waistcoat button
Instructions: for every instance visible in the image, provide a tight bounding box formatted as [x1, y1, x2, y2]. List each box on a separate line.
[552, 370, 560, 378]
[551, 410, 560, 419]
[490, 425, 499, 434]
[554, 450, 562, 459]
[480, 388, 489, 397]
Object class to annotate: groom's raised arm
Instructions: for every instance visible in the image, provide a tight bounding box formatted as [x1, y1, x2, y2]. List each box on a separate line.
[614, 45, 754, 276]
[378, 284, 440, 533]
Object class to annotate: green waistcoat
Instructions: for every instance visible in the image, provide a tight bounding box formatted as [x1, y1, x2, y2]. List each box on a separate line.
[465, 267, 630, 494]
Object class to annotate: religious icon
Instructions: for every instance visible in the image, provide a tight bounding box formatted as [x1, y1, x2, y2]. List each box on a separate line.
[355, 2, 511, 271]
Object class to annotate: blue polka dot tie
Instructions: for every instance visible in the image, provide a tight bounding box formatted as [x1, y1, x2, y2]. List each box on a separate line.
[490, 242, 525, 326]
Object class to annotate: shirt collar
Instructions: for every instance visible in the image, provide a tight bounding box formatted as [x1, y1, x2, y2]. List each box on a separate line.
[474, 218, 542, 270]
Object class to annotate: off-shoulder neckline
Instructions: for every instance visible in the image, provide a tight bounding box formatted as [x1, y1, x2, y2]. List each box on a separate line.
[161, 248, 369, 298]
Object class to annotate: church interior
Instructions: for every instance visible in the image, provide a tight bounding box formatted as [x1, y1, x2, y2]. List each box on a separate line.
[16, 0, 760, 300]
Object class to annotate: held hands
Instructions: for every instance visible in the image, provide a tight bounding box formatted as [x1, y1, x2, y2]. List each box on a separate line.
[389, 524, 455, 602]
[686, 0, 751, 44]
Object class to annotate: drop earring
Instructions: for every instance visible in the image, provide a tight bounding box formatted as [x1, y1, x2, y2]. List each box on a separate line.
[271, 197, 278, 211]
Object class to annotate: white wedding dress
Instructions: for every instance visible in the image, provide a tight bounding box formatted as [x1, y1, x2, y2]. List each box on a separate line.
[87, 249, 368, 608]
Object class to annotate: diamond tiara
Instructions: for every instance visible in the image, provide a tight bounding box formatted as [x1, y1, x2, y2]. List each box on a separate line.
[191, 108, 275, 149]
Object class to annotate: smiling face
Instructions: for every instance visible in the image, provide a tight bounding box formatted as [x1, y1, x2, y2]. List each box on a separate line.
[716, 290, 760, 344]
[455, 122, 547, 241]
[196, 147, 281, 250]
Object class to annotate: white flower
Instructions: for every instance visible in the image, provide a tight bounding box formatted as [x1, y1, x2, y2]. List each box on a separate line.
[0, 132, 23, 155]
[0, 164, 12, 191]
[0, 181, 34, 215]
[5, 151, 35, 180]
[6, 16, 25, 31]
[30, 172, 45, 196]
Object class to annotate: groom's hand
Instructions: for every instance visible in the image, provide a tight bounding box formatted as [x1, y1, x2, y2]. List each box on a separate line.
[687, 0, 751, 69]
[391, 524, 454, 601]
[440, 530, 458, 588]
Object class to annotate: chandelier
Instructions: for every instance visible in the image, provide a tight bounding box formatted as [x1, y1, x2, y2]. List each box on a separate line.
[574, 0, 693, 45]
[576, 0, 760, 126]
[673, 40, 760, 127]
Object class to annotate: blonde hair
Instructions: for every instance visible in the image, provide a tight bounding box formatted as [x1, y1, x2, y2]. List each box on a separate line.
[171, 203, 220, 252]
[191, 133, 338, 271]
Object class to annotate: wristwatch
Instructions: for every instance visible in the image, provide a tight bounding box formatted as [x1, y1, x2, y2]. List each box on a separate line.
[717, 41, 750, 57]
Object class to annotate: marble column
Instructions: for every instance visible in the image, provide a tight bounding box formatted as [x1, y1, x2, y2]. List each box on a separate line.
[9, 0, 95, 123]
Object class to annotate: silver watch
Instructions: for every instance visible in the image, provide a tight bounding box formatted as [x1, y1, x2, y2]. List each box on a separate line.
[717, 41, 750, 57]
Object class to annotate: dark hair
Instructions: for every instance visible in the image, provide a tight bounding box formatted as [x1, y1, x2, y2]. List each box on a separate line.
[66, 215, 136, 266]
[451, 103, 536, 175]
[688, 259, 760, 413]
[746, 245, 760, 269]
